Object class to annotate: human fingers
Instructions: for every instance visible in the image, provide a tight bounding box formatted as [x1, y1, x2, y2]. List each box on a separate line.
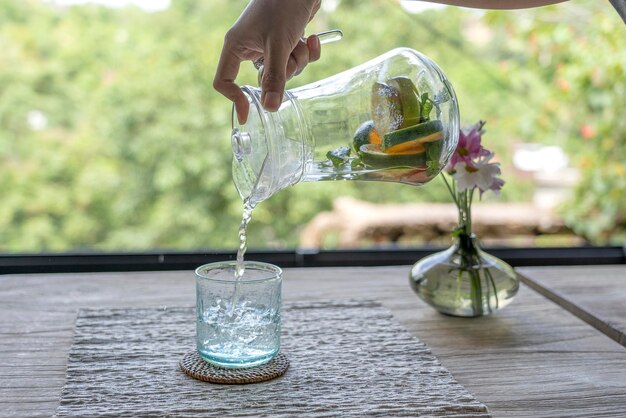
[285, 34, 321, 80]
[307, 34, 321, 62]
[261, 39, 290, 112]
[287, 39, 311, 78]
[213, 46, 250, 124]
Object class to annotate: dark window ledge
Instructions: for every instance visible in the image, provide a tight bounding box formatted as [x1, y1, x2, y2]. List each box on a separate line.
[1, 245, 624, 275]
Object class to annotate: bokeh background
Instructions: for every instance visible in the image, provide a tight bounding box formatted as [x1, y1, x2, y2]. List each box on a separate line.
[0, 0, 624, 253]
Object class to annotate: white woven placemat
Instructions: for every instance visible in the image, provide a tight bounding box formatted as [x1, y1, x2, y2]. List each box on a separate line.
[55, 300, 490, 417]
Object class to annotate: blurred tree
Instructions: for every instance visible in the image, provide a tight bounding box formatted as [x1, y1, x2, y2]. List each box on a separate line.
[0, 0, 621, 252]
[484, 1, 626, 244]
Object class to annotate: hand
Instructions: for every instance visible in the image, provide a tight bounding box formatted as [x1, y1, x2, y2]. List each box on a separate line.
[213, 0, 322, 124]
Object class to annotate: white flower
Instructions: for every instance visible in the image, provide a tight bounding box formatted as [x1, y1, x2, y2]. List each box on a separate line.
[452, 152, 504, 195]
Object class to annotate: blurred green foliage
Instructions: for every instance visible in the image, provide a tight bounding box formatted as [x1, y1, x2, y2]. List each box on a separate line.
[0, 0, 623, 252]
[483, 2, 626, 244]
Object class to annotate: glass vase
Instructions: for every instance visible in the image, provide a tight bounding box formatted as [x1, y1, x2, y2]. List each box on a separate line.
[409, 234, 519, 317]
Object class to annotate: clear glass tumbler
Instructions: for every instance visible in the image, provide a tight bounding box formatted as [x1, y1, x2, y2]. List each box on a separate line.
[195, 261, 282, 368]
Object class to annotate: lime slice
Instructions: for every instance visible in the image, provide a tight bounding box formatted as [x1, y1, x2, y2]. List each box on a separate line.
[359, 144, 427, 169]
[386, 131, 443, 154]
[371, 82, 403, 135]
[388, 76, 421, 128]
[369, 128, 382, 145]
[353, 120, 376, 152]
[382, 120, 444, 153]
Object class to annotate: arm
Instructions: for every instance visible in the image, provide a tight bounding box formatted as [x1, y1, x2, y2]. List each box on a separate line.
[416, 0, 568, 9]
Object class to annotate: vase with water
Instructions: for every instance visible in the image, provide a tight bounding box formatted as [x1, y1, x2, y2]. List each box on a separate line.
[410, 233, 519, 317]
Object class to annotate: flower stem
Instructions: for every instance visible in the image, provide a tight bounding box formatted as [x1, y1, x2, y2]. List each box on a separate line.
[470, 268, 483, 316]
[467, 188, 474, 235]
[442, 174, 459, 206]
[484, 268, 500, 309]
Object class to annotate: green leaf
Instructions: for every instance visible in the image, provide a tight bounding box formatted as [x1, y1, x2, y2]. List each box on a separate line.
[426, 139, 443, 161]
[426, 160, 441, 177]
[451, 227, 464, 238]
[350, 157, 364, 169]
[420, 94, 434, 121]
[425, 140, 443, 176]
[326, 146, 351, 167]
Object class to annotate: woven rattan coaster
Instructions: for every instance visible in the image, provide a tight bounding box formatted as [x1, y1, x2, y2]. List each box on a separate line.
[179, 351, 289, 384]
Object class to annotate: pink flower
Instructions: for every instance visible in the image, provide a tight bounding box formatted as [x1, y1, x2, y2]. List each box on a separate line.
[446, 121, 489, 172]
[451, 152, 505, 196]
[488, 177, 505, 196]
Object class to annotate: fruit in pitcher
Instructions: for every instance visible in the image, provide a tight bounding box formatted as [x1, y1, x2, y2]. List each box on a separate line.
[358, 144, 427, 168]
[364, 76, 444, 171]
[387, 76, 421, 128]
[371, 82, 403, 135]
[353, 120, 382, 152]
[370, 76, 439, 133]
[402, 168, 431, 184]
[369, 128, 382, 145]
[382, 120, 443, 153]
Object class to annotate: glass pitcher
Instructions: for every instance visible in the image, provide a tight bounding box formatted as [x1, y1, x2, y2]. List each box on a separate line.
[231, 47, 459, 205]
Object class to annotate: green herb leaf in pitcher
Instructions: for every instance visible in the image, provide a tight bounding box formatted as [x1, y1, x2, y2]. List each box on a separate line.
[326, 146, 352, 167]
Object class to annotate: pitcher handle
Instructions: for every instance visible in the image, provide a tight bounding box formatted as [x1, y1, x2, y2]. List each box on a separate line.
[254, 29, 343, 85]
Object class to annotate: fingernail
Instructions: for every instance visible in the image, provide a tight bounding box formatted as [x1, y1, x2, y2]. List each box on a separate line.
[263, 92, 282, 111]
[237, 111, 247, 125]
[235, 104, 248, 124]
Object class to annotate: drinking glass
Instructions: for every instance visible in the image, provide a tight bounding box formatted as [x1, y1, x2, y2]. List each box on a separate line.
[195, 261, 282, 368]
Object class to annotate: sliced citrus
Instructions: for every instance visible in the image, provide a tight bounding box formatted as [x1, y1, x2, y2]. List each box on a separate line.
[382, 120, 443, 152]
[369, 128, 382, 145]
[386, 140, 426, 155]
[359, 144, 427, 169]
[353, 120, 376, 152]
[388, 76, 421, 128]
[371, 82, 403, 135]
[386, 132, 443, 154]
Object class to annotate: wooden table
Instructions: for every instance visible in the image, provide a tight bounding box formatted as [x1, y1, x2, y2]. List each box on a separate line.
[1, 265, 625, 417]
[519, 265, 626, 348]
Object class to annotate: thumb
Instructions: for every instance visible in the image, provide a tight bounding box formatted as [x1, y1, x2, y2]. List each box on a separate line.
[261, 40, 290, 112]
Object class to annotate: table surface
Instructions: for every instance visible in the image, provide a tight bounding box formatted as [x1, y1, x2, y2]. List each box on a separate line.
[518, 266, 626, 348]
[1, 264, 625, 417]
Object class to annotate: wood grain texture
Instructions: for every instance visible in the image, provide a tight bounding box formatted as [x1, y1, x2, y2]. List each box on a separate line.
[1, 266, 626, 417]
[518, 265, 626, 347]
[55, 302, 489, 417]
